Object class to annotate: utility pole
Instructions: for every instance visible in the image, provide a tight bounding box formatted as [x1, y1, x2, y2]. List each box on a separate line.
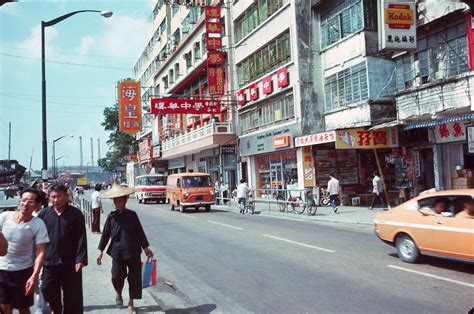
[8, 122, 11, 159]
[90, 137, 94, 168]
[79, 136, 83, 172]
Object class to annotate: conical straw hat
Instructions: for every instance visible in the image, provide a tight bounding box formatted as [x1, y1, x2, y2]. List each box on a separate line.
[100, 183, 136, 199]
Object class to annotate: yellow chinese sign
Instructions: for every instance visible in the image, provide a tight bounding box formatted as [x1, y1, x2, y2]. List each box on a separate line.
[335, 128, 399, 149]
[302, 146, 316, 187]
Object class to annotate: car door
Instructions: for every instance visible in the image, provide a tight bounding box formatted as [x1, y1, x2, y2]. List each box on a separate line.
[432, 196, 474, 260]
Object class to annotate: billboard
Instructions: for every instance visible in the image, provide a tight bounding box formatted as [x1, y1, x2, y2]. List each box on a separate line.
[150, 98, 221, 114]
[378, 0, 416, 51]
[117, 80, 142, 134]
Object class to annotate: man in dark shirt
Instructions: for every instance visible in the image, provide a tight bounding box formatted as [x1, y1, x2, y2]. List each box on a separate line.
[38, 183, 87, 314]
[96, 183, 152, 313]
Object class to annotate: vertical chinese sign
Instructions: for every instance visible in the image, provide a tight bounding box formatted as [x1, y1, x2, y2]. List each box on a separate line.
[302, 146, 316, 187]
[117, 79, 142, 134]
[205, 6, 225, 97]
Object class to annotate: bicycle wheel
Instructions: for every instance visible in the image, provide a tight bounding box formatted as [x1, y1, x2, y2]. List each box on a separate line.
[277, 196, 286, 212]
[294, 199, 305, 214]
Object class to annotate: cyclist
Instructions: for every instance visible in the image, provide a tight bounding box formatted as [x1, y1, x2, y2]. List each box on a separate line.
[236, 179, 249, 214]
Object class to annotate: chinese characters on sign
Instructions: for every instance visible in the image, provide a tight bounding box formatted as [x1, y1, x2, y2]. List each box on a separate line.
[295, 131, 336, 147]
[277, 66, 289, 88]
[207, 51, 225, 65]
[237, 89, 246, 107]
[378, 1, 416, 51]
[117, 80, 142, 134]
[248, 83, 258, 101]
[205, 6, 225, 97]
[262, 75, 272, 94]
[433, 121, 467, 143]
[468, 127, 474, 154]
[139, 138, 151, 162]
[150, 98, 221, 114]
[208, 67, 225, 96]
[335, 128, 399, 149]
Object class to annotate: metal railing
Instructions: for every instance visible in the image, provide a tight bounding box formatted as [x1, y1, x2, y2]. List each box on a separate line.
[76, 197, 92, 230]
[161, 121, 233, 150]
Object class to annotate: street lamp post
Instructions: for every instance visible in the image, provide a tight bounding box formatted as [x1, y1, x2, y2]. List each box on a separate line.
[41, 10, 113, 181]
[52, 135, 73, 179]
[55, 156, 68, 174]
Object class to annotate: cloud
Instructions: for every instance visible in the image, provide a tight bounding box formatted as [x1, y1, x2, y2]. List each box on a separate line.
[15, 25, 59, 60]
[79, 35, 95, 54]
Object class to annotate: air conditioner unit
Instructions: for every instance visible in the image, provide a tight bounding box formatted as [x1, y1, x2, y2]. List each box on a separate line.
[414, 76, 422, 87]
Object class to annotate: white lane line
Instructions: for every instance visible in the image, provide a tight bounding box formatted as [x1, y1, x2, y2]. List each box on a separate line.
[208, 220, 243, 230]
[263, 234, 335, 253]
[388, 265, 474, 288]
[181, 215, 197, 219]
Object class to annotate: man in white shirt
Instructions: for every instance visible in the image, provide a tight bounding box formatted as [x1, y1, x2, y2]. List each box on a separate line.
[327, 174, 341, 213]
[0, 188, 49, 313]
[369, 170, 386, 210]
[236, 179, 249, 214]
[91, 183, 103, 234]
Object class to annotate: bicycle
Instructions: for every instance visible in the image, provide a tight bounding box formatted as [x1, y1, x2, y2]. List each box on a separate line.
[244, 191, 255, 214]
[302, 189, 317, 215]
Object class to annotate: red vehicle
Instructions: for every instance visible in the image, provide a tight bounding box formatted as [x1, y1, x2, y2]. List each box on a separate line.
[135, 174, 167, 204]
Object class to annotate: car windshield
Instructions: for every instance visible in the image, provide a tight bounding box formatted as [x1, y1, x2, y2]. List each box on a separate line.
[144, 177, 166, 186]
[182, 176, 211, 188]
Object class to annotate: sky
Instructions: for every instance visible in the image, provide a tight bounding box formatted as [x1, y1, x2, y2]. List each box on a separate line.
[0, 0, 153, 172]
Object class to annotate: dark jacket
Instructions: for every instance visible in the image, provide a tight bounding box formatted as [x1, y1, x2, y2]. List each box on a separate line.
[38, 205, 88, 266]
[98, 209, 149, 261]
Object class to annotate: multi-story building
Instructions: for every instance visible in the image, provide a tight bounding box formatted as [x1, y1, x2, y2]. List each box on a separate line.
[133, 0, 239, 190]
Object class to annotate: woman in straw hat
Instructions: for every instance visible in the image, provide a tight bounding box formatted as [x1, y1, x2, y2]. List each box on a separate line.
[96, 183, 153, 313]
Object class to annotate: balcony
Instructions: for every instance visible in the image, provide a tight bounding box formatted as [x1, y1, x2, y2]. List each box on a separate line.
[161, 122, 236, 159]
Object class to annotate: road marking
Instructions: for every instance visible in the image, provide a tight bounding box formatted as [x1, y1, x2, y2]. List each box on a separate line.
[263, 234, 335, 253]
[388, 265, 474, 288]
[182, 215, 197, 219]
[208, 220, 243, 230]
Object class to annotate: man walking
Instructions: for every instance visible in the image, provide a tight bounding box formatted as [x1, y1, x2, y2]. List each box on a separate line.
[236, 179, 249, 214]
[91, 183, 103, 234]
[369, 170, 386, 210]
[0, 188, 49, 314]
[38, 183, 87, 314]
[327, 174, 341, 213]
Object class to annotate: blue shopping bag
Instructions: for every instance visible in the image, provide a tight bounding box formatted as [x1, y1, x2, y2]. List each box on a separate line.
[141, 258, 157, 288]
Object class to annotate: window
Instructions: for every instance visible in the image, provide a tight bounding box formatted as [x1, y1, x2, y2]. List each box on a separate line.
[237, 31, 291, 85]
[324, 62, 368, 111]
[320, 0, 364, 49]
[234, 0, 288, 42]
[394, 19, 468, 91]
[193, 42, 201, 60]
[172, 3, 179, 16]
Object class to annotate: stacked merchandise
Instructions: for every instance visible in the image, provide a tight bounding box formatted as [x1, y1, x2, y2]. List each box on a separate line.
[451, 169, 474, 189]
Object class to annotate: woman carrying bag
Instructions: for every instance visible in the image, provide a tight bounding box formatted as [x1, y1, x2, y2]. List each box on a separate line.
[96, 183, 153, 313]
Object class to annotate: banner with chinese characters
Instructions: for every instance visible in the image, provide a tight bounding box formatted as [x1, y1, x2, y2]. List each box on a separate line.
[205, 6, 225, 98]
[378, 1, 416, 51]
[117, 80, 142, 134]
[335, 128, 399, 149]
[433, 121, 467, 143]
[208, 66, 225, 96]
[150, 98, 221, 114]
[295, 131, 336, 147]
[302, 146, 316, 187]
[207, 51, 225, 65]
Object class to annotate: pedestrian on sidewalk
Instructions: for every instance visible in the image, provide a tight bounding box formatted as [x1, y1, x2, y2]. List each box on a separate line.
[96, 183, 153, 314]
[0, 188, 49, 314]
[91, 183, 103, 234]
[214, 180, 221, 205]
[38, 183, 88, 314]
[369, 171, 386, 210]
[327, 174, 341, 213]
[236, 179, 249, 214]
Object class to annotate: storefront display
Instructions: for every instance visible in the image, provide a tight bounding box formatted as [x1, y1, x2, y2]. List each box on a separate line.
[255, 150, 297, 197]
[314, 149, 358, 186]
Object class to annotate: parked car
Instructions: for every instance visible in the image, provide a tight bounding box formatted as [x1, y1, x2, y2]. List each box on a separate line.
[75, 186, 84, 195]
[374, 189, 474, 263]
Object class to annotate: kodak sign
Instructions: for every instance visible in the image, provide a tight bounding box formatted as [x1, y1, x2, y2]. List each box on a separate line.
[384, 4, 414, 29]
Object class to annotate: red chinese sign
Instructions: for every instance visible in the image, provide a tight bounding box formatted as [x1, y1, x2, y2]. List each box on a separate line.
[277, 66, 288, 88]
[295, 131, 336, 147]
[139, 137, 151, 162]
[207, 51, 225, 65]
[205, 22, 222, 34]
[262, 75, 273, 94]
[335, 128, 398, 149]
[206, 37, 222, 50]
[237, 89, 246, 107]
[205, 6, 221, 19]
[208, 66, 225, 96]
[117, 80, 142, 134]
[150, 99, 221, 114]
[248, 83, 258, 101]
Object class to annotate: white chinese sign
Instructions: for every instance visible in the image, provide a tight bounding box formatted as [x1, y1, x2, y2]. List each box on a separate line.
[295, 131, 336, 147]
[378, 1, 416, 51]
[433, 121, 467, 144]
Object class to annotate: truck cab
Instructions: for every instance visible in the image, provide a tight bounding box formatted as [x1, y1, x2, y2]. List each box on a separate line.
[135, 174, 167, 204]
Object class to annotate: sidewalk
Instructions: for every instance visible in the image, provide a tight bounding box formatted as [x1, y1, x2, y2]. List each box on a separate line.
[214, 198, 380, 226]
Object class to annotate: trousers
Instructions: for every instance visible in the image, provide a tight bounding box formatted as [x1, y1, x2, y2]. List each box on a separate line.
[42, 264, 83, 314]
[370, 192, 386, 209]
[111, 256, 142, 299]
[92, 208, 101, 233]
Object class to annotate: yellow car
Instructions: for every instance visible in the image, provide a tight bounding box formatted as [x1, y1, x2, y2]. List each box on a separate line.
[374, 189, 474, 263]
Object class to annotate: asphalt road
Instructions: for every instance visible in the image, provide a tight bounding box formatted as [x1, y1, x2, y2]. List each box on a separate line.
[116, 197, 473, 314]
[1, 195, 473, 313]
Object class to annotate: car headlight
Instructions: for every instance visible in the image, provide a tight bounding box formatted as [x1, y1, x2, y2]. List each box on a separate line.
[210, 190, 214, 196]
[184, 192, 189, 198]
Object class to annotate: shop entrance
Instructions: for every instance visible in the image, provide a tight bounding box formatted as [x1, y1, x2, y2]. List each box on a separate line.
[419, 148, 435, 191]
[270, 163, 283, 191]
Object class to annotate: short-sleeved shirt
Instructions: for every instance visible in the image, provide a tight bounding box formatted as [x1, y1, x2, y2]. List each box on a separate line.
[0, 211, 49, 271]
[372, 176, 383, 193]
[91, 191, 101, 209]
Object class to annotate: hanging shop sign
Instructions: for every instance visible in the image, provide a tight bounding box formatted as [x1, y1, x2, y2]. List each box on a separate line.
[205, 5, 220, 18]
[468, 126, 474, 154]
[208, 66, 225, 96]
[205, 5, 225, 98]
[335, 127, 399, 149]
[433, 121, 467, 143]
[237, 89, 246, 107]
[221, 144, 236, 154]
[378, 1, 416, 51]
[248, 83, 258, 101]
[239, 123, 300, 156]
[262, 75, 273, 95]
[150, 98, 221, 114]
[302, 146, 316, 187]
[152, 146, 161, 159]
[295, 130, 336, 147]
[139, 138, 151, 163]
[277, 66, 289, 88]
[117, 79, 142, 134]
[207, 51, 225, 65]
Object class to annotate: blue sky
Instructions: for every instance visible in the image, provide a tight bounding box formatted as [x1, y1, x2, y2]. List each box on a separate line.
[0, 1, 152, 172]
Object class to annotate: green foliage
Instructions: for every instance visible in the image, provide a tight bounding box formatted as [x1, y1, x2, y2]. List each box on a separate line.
[98, 104, 136, 172]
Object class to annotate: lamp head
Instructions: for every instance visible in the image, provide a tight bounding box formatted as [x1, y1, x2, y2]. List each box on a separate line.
[100, 10, 113, 18]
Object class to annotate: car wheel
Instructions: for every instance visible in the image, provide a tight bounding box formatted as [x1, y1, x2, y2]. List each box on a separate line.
[205, 205, 211, 212]
[179, 204, 185, 213]
[170, 202, 175, 211]
[395, 234, 420, 263]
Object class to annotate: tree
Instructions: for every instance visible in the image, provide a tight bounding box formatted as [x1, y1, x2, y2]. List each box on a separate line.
[98, 104, 137, 172]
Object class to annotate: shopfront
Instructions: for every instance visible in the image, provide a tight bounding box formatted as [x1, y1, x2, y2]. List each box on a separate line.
[168, 156, 186, 174]
[239, 123, 300, 197]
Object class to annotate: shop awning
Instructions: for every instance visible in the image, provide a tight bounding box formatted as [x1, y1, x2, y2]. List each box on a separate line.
[368, 120, 403, 130]
[404, 113, 474, 130]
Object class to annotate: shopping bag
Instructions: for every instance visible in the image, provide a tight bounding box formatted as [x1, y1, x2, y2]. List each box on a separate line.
[141, 258, 157, 288]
